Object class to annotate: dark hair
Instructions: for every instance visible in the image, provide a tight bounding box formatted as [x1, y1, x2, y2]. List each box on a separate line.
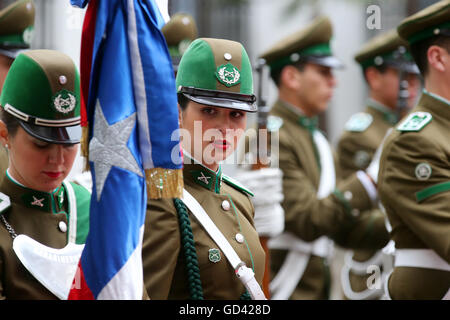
[0, 107, 20, 137]
[410, 35, 450, 76]
[177, 92, 190, 111]
[270, 61, 306, 87]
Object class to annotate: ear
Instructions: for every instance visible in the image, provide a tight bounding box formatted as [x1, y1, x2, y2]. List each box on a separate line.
[280, 65, 302, 91]
[365, 67, 382, 90]
[427, 45, 447, 73]
[0, 120, 9, 147]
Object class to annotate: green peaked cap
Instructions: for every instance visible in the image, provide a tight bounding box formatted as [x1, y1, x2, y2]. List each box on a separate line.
[259, 16, 343, 72]
[1, 49, 81, 124]
[0, 50, 81, 143]
[0, 0, 35, 55]
[176, 38, 257, 112]
[398, 0, 450, 45]
[354, 29, 419, 74]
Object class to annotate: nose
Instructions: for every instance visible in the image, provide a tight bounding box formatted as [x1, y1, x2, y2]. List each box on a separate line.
[329, 73, 337, 88]
[48, 144, 64, 164]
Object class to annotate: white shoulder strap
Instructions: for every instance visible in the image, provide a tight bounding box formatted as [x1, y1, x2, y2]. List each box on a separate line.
[181, 188, 266, 300]
[312, 130, 336, 199]
[63, 181, 78, 244]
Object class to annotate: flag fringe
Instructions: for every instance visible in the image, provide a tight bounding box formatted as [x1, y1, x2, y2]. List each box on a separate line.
[81, 125, 90, 172]
[146, 168, 184, 199]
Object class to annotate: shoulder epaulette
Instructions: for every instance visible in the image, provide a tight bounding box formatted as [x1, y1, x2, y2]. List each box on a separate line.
[344, 112, 373, 132]
[222, 175, 254, 197]
[396, 112, 432, 132]
[267, 115, 284, 132]
[0, 192, 11, 214]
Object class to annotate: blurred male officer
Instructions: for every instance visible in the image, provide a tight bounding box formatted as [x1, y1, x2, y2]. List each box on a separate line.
[161, 12, 198, 74]
[378, 0, 450, 299]
[337, 29, 421, 300]
[0, 0, 35, 184]
[0, 0, 35, 91]
[260, 16, 389, 300]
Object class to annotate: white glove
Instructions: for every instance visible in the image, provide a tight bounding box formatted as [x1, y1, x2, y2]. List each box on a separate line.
[233, 167, 285, 237]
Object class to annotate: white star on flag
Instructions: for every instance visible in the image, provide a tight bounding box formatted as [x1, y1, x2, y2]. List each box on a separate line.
[89, 100, 143, 201]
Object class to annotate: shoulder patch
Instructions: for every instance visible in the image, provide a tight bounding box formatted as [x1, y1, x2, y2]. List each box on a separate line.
[0, 192, 11, 214]
[222, 175, 254, 197]
[344, 113, 373, 132]
[397, 112, 432, 132]
[267, 115, 283, 132]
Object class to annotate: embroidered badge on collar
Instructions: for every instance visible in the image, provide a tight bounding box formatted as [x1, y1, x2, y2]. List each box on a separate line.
[198, 172, 211, 185]
[190, 170, 214, 190]
[31, 196, 45, 207]
[53, 89, 77, 114]
[208, 248, 221, 263]
[215, 63, 241, 87]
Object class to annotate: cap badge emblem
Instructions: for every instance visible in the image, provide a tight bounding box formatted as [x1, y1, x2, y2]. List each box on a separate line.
[53, 90, 76, 114]
[215, 63, 241, 87]
[22, 26, 34, 45]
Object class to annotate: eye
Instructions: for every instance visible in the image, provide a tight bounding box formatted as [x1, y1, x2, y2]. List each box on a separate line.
[230, 111, 244, 119]
[33, 140, 50, 149]
[63, 144, 77, 150]
[201, 107, 217, 115]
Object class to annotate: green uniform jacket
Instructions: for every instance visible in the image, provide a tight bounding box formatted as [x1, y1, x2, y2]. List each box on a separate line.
[378, 92, 450, 299]
[336, 102, 393, 297]
[270, 100, 389, 299]
[0, 175, 90, 299]
[143, 161, 265, 300]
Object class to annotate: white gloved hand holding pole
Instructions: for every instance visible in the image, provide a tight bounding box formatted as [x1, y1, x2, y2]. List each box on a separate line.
[234, 167, 285, 238]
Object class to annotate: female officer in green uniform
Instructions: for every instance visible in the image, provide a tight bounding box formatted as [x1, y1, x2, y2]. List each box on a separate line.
[0, 49, 90, 299]
[143, 38, 266, 300]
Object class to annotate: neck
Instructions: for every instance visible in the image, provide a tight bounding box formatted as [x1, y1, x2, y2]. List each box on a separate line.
[278, 88, 314, 117]
[183, 149, 220, 173]
[369, 92, 396, 111]
[425, 73, 450, 101]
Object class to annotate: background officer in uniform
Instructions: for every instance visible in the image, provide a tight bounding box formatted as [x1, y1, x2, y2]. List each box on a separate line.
[0, 49, 90, 299]
[337, 29, 421, 300]
[378, 0, 450, 300]
[161, 12, 198, 74]
[260, 16, 389, 300]
[0, 0, 35, 184]
[142, 38, 266, 299]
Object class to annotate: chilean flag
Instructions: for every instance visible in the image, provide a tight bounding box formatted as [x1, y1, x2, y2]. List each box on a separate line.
[67, 0, 180, 299]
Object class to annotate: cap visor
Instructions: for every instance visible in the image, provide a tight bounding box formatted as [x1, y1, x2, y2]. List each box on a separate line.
[307, 55, 345, 69]
[0, 48, 25, 59]
[384, 60, 421, 75]
[19, 121, 81, 144]
[183, 93, 257, 112]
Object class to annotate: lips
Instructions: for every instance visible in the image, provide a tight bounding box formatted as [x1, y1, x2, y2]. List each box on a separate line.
[43, 171, 62, 178]
[212, 140, 230, 150]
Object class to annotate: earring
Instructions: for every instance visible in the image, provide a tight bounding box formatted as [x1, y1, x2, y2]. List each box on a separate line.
[4, 144, 8, 149]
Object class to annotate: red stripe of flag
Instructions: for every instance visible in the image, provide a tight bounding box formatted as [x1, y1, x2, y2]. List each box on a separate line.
[79, 0, 98, 128]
